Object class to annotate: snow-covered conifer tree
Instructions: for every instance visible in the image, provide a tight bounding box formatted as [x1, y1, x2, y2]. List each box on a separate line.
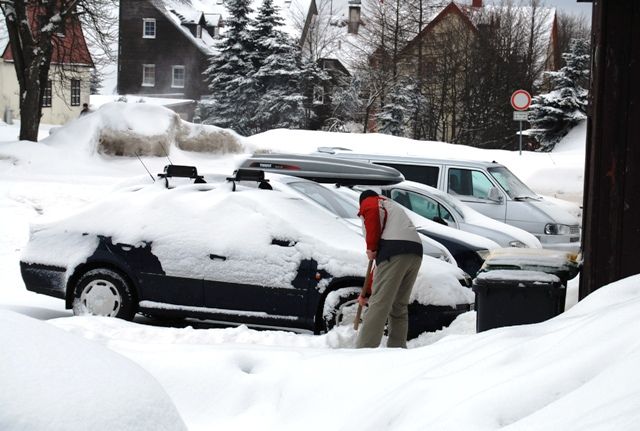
[251, 0, 305, 130]
[527, 38, 590, 151]
[377, 80, 417, 136]
[197, 0, 258, 135]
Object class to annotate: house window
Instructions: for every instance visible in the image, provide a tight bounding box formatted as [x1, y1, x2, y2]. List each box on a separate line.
[172, 66, 185, 88]
[70, 79, 81, 106]
[42, 80, 52, 108]
[142, 64, 155, 87]
[143, 18, 156, 38]
[196, 25, 202, 38]
[313, 86, 324, 104]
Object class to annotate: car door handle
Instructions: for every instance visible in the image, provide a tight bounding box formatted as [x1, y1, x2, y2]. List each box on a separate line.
[209, 254, 227, 261]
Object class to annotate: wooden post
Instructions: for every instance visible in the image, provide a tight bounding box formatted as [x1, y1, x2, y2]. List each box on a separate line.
[580, 1, 640, 299]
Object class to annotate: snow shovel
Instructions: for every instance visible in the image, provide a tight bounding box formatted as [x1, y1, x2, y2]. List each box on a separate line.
[353, 259, 374, 330]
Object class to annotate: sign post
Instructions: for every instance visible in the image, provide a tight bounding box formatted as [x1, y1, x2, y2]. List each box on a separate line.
[511, 89, 531, 155]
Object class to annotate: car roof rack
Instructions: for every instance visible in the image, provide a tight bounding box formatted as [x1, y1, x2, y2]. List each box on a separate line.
[226, 168, 272, 191]
[157, 165, 206, 188]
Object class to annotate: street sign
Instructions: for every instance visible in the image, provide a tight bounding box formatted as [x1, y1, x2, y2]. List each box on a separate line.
[511, 89, 532, 111]
[513, 111, 529, 121]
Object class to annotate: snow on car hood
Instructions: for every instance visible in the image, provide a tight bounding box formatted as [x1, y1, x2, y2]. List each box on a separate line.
[22, 182, 473, 307]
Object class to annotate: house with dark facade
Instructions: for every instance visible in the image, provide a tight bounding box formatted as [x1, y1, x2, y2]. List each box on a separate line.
[117, 0, 225, 119]
[117, 0, 310, 120]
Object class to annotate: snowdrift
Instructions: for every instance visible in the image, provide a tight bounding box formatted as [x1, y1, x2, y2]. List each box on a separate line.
[0, 310, 187, 431]
[45, 102, 245, 156]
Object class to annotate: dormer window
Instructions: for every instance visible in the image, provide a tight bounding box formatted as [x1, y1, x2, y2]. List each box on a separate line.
[143, 18, 156, 39]
[196, 24, 202, 38]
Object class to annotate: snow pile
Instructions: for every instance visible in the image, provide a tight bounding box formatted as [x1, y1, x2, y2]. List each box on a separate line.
[47, 275, 640, 431]
[0, 310, 186, 431]
[45, 102, 245, 156]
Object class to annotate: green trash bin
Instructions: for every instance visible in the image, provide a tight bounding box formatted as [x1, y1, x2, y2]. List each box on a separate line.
[473, 269, 565, 332]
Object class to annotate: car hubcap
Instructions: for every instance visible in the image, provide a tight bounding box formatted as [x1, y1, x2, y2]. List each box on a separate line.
[79, 279, 121, 316]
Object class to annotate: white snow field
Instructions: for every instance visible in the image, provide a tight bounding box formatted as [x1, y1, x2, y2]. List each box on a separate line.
[1, 103, 637, 430]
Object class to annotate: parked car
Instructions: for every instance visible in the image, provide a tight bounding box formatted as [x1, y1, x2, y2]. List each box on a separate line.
[314, 150, 581, 252]
[378, 181, 542, 248]
[20, 166, 474, 337]
[256, 173, 458, 265]
[240, 155, 501, 277]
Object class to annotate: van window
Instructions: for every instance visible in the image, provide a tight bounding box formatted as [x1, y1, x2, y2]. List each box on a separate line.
[375, 163, 439, 187]
[448, 168, 494, 200]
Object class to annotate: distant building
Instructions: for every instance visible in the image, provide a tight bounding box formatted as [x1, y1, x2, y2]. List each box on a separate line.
[298, 0, 559, 136]
[0, 5, 94, 125]
[117, 0, 306, 121]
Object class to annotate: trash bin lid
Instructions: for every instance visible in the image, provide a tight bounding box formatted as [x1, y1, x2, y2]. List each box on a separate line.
[479, 248, 580, 281]
[474, 270, 561, 288]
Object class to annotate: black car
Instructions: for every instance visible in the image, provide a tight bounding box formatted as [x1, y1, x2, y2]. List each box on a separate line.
[20, 168, 474, 337]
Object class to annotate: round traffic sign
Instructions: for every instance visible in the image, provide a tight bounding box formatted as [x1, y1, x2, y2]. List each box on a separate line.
[511, 89, 532, 111]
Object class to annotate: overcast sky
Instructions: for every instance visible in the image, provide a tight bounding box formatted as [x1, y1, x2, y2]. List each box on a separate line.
[485, 0, 593, 17]
[543, 0, 592, 17]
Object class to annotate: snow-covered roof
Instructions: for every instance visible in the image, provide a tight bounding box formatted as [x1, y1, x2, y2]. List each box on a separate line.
[150, 0, 306, 55]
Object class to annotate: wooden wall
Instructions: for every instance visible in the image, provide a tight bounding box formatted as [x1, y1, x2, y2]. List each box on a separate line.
[117, 0, 208, 100]
[580, 1, 640, 298]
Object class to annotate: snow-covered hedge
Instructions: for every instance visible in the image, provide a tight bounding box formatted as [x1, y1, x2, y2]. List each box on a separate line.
[42, 102, 246, 157]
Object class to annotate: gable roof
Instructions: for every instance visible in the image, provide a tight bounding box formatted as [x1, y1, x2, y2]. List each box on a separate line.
[401, 2, 478, 56]
[148, 0, 306, 56]
[1, 5, 93, 66]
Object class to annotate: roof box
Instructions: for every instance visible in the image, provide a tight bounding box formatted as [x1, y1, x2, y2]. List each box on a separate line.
[239, 153, 404, 185]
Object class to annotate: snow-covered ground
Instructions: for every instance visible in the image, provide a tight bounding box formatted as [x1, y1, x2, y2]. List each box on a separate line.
[2, 104, 637, 430]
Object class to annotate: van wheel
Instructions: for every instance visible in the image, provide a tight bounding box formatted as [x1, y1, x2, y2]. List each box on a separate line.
[72, 269, 136, 320]
[322, 287, 363, 331]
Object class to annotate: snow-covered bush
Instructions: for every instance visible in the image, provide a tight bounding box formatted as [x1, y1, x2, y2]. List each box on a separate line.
[42, 102, 245, 157]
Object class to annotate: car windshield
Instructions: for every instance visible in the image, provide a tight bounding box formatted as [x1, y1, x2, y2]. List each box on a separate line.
[488, 166, 538, 200]
[288, 181, 360, 219]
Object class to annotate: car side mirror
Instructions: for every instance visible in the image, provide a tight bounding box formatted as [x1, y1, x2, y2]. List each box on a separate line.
[488, 187, 503, 203]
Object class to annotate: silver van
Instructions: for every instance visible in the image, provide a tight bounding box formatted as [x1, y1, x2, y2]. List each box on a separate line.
[316, 149, 580, 252]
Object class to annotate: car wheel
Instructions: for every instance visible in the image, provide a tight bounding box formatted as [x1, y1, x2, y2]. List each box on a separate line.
[72, 268, 136, 320]
[322, 287, 363, 331]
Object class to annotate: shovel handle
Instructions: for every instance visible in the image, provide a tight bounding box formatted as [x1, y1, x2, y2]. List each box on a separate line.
[353, 259, 374, 330]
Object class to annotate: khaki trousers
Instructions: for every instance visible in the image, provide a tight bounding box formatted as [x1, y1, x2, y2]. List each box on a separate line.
[355, 253, 422, 348]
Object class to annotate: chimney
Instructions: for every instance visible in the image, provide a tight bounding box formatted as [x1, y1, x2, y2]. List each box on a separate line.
[472, 0, 483, 7]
